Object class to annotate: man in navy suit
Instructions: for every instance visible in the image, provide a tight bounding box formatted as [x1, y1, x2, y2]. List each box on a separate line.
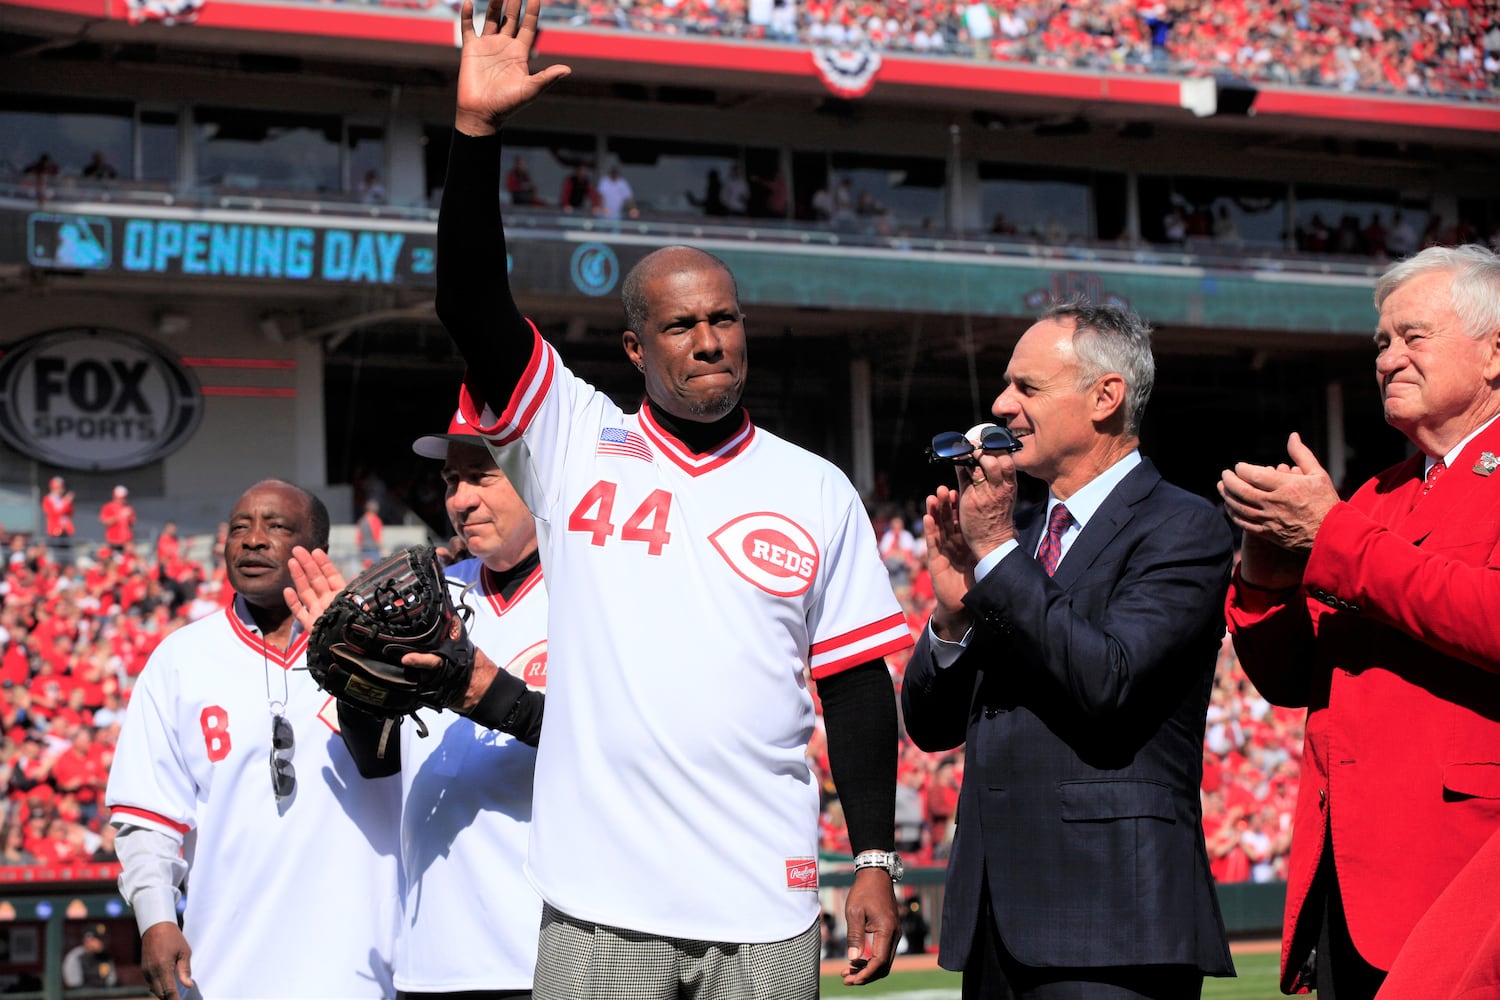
[902, 299, 1235, 999]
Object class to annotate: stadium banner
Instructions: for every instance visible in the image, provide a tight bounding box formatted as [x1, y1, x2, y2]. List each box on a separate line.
[3, 208, 1376, 334]
[13, 209, 436, 288]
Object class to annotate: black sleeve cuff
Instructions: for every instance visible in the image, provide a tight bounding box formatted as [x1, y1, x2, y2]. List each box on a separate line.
[463, 669, 545, 747]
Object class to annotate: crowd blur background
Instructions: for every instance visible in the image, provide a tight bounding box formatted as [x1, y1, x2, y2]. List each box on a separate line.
[0, 487, 1299, 888]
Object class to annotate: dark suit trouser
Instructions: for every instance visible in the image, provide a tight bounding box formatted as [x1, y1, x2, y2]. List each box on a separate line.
[1313, 830, 1387, 1000]
[963, 881, 1204, 1000]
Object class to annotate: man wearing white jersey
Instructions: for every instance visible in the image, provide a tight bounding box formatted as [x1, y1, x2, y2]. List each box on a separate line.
[106, 480, 401, 1000]
[286, 412, 548, 1000]
[433, 2, 913, 995]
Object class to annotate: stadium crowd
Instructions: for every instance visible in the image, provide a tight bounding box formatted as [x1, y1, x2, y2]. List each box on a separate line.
[0, 499, 1295, 885]
[524, 0, 1499, 99]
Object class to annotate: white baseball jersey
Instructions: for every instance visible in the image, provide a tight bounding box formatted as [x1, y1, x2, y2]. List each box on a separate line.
[458, 331, 912, 943]
[392, 557, 547, 993]
[106, 602, 401, 1000]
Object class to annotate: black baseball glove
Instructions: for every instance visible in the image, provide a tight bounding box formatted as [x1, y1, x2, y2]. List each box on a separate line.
[305, 545, 475, 737]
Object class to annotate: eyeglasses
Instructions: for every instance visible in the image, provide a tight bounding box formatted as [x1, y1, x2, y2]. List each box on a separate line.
[269, 714, 296, 803]
[926, 425, 1022, 467]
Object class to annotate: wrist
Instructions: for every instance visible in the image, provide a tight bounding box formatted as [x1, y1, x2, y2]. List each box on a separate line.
[454, 113, 498, 138]
[852, 849, 905, 883]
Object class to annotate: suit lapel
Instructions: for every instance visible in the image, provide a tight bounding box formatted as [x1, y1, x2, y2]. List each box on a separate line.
[1048, 459, 1162, 590]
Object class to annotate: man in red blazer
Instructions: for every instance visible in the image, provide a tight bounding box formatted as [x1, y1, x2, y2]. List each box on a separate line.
[1220, 243, 1500, 998]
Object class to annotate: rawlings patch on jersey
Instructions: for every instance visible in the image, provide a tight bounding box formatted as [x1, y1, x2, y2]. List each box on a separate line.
[504, 639, 548, 690]
[709, 513, 820, 597]
[785, 858, 819, 891]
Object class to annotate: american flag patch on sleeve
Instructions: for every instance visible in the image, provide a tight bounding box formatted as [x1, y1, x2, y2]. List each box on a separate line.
[596, 427, 654, 462]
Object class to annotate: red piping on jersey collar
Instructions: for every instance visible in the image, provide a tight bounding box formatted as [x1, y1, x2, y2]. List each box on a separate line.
[225, 601, 308, 667]
[637, 402, 755, 477]
[481, 562, 545, 615]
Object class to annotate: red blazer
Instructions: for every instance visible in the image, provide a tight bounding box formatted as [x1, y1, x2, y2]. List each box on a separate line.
[1227, 420, 1500, 992]
[1376, 822, 1500, 999]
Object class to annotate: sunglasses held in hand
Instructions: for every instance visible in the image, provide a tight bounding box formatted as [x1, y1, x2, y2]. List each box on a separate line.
[926, 424, 1022, 467]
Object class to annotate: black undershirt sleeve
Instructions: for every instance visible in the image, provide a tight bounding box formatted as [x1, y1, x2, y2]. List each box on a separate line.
[435, 130, 534, 412]
[818, 659, 898, 855]
[464, 669, 544, 747]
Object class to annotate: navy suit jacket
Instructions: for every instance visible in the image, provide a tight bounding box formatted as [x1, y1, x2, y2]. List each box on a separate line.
[902, 458, 1235, 975]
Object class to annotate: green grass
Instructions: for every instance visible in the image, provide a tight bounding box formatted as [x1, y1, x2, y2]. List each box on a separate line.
[818, 950, 1283, 998]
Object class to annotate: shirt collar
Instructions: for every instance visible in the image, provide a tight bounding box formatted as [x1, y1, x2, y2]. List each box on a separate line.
[231, 593, 306, 644]
[1431, 412, 1500, 474]
[1047, 450, 1142, 529]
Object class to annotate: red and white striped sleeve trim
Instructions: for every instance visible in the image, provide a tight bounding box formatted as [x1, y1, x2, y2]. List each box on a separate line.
[108, 804, 191, 838]
[457, 319, 554, 448]
[808, 612, 913, 680]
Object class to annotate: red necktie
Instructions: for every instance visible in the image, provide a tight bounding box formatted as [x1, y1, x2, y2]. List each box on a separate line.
[1035, 504, 1072, 577]
[1423, 458, 1446, 496]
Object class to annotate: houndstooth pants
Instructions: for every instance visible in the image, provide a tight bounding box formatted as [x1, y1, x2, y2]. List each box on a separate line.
[532, 903, 820, 1000]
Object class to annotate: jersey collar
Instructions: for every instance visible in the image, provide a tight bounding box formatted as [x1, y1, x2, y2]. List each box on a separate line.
[637, 401, 755, 477]
[227, 595, 307, 668]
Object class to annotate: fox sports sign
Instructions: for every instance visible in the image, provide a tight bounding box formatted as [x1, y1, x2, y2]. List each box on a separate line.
[0, 328, 204, 471]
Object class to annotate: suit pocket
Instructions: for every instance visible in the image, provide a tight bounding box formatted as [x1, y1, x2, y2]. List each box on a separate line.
[1443, 762, 1500, 800]
[1057, 779, 1176, 823]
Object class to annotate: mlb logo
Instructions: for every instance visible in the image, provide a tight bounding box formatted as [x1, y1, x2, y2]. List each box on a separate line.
[785, 858, 818, 891]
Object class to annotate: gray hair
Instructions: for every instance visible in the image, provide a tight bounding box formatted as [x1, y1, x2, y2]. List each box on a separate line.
[1041, 296, 1156, 436]
[1375, 243, 1500, 341]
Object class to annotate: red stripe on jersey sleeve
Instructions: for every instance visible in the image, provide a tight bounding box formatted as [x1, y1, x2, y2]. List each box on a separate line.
[809, 635, 914, 681]
[458, 320, 550, 444]
[109, 805, 191, 835]
[808, 612, 908, 656]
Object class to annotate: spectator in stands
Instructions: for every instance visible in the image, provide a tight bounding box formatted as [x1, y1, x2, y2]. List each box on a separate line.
[99, 487, 135, 556]
[355, 498, 383, 567]
[750, 167, 788, 218]
[506, 155, 539, 205]
[892, 764, 925, 855]
[722, 164, 750, 215]
[62, 923, 118, 989]
[878, 514, 920, 585]
[1162, 205, 1187, 245]
[1388, 210, 1419, 258]
[595, 164, 638, 219]
[1222, 244, 1500, 998]
[1212, 204, 1241, 245]
[358, 169, 386, 205]
[923, 755, 958, 858]
[23, 153, 59, 180]
[81, 151, 118, 181]
[1363, 212, 1390, 258]
[687, 168, 729, 216]
[41, 477, 75, 560]
[559, 162, 595, 213]
[0, 821, 39, 865]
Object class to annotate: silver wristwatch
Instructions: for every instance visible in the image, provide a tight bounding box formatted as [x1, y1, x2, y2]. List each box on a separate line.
[852, 850, 905, 882]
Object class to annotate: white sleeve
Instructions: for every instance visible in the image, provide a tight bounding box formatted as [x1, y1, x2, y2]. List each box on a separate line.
[115, 824, 187, 936]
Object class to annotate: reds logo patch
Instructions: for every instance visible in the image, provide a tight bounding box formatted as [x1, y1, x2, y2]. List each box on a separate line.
[503, 640, 548, 691]
[785, 858, 819, 891]
[708, 513, 820, 598]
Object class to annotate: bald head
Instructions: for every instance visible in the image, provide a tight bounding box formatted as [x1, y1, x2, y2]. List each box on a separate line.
[622, 246, 739, 336]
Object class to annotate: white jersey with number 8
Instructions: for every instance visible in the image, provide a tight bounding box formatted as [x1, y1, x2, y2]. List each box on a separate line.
[107, 604, 401, 1000]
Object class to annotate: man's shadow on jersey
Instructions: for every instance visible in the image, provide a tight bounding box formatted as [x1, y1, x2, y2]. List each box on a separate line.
[403, 717, 537, 921]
